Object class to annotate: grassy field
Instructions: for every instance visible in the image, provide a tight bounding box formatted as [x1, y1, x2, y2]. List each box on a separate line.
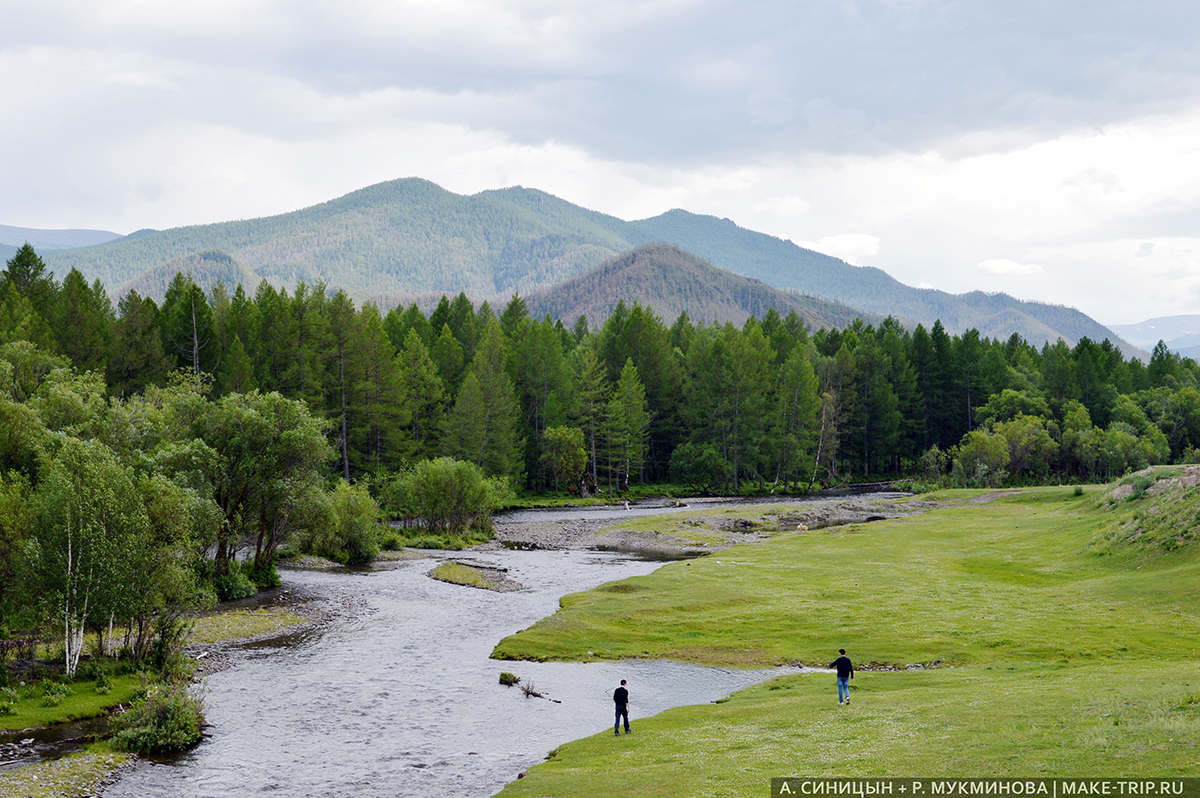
[494, 484, 1200, 794]
[0, 674, 143, 732]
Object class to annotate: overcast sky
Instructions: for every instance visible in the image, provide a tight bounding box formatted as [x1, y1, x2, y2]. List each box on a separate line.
[4, 0, 1200, 323]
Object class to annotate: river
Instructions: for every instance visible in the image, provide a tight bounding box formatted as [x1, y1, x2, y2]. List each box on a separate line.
[105, 546, 804, 797]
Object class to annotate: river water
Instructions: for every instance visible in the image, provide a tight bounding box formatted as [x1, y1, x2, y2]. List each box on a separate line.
[106, 547, 802, 797]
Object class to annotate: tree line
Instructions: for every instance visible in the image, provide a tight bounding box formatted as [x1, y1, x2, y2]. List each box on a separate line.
[4, 242, 1200, 497]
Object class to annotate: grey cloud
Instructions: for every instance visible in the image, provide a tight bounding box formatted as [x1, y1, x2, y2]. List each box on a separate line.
[7, 0, 1200, 166]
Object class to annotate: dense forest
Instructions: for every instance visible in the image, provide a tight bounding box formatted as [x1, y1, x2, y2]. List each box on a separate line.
[6, 242, 1199, 496]
[4, 241, 1200, 685]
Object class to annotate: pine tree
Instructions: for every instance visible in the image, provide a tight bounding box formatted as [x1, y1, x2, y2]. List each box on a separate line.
[160, 273, 217, 375]
[605, 358, 650, 489]
[444, 318, 523, 480]
[569, 343, 609, 493]
[55, 269, 111, 372]
[396, 328, 445, 457]
[108, 291, 170, 397]
[346, 304, 406, 473]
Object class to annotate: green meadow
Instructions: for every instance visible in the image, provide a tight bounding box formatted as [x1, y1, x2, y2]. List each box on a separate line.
[495, 484, 1200, 795]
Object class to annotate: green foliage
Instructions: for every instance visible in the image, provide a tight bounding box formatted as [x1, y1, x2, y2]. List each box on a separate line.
[392, 457, 506, 536]
[300, 481, 381, 565]
[499, 671, 519, 686]
[110, 682, 204, 754]
[212, 560, 257, 601]
[39, 680, 71, 707]
[540, 426, 587, 493]
[0, 686, 15, 715]
[669, 442, 732, 491]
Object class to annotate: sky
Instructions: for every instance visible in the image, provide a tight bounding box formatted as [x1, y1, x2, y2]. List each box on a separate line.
[3, 0, 1200, 324]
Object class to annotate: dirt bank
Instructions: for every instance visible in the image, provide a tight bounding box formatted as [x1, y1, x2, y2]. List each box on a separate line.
[486, 495, 932, 557]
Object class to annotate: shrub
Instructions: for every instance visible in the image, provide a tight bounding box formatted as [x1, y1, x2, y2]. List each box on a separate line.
[0, 686, 16, 715]
[213, 561, 257, 601]
[150, 613, 196, 683]
[499, 672, 519, 686]
[111, 682, 204, 754]
[297, 481, 381, 565]
[1073, 486, 1085, 497]
[378, 529, 403, 551]
[394, 458, 506, 537]
[39, 680, 71, 707]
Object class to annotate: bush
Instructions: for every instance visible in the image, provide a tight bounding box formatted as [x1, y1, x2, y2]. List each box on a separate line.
[111, 682, 204, 754]
[499, 672, 519, 686]
[39, 680, 71, 707]
[213, 561, 257, 601]
[299, 481, 382, 565]
[0, 686, 16, 715]
[248, 559, 281, 590]
[378, 529, 403, 550]
[150, 614, 195, 683]
[393, 458, 506, 537]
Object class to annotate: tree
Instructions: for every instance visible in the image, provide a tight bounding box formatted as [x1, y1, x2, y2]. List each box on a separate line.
[160, 273, 218, 375]
[952, 430, 1010, 487]
[31, 438, 149, 677]
[396, 328, 445, 458]
[1, 244, 58, 319]
[55, 270, 111, 372]
[540, 426, 587, 494]
[109, 291, 171, 397]
[569, 343, 608, 492]
[605, 359, 650, 489]
[443, 319, 523, 480]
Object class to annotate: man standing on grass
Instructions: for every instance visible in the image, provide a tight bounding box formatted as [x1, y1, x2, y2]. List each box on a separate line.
[614, 679, 631, 735]
[830, 649, 854, 705]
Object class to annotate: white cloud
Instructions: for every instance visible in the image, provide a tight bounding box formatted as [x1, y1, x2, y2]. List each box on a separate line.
[797, 234, 881, 266]
[977, 258, 1044, 276]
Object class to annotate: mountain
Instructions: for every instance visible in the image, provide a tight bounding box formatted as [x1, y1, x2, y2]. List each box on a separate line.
[525, 244, 874, 330]
[1110, 315, 1200, 358]
[0, 224, 122, 251]
[38, 177, 1136, 349]
[117, 251, 255, 300]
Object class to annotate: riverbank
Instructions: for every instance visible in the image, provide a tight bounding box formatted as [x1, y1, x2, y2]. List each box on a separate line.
[0, 589, 328, 796]
[488, 494, 928, 557]
[494, 485, 1200, 794]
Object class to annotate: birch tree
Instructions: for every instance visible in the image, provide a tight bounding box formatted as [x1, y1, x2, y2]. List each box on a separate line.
[32, 438, 147, 677]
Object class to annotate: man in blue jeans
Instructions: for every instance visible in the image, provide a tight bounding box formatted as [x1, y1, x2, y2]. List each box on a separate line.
[830, 649, 854, 705]
[613, 679, 631, 735]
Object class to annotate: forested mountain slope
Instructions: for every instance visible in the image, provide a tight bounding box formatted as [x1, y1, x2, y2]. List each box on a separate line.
[525, 244, 873, 330]
[41, 178, 1134, 349]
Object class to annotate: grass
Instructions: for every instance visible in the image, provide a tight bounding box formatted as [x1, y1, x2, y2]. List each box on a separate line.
[428, 561, 504, 590]
[0, 741, 131, 798]
[492, 485, 1200, 794]
[0, 674, 143, 732]
[494, 487, 1199, 667]
[188, 606, 309, 645]
[498, 663, 1200, 797]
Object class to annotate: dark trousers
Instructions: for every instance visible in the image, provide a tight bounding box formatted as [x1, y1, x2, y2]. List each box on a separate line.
[614, 705, 630, 734]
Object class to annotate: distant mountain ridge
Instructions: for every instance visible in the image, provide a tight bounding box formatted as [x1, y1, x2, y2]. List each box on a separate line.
[0, 224, 122, 251]
[526, 244, 875, 330]
[31, 177, 1137, 350]
[1110, 315, 1200, 359]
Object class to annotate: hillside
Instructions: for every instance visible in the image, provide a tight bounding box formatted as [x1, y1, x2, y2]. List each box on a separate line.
[0, 224, 122, 251]
[524, 244, 873, 329]
[1110, 314, 1200, 358]
[38, 178, 1135, 348]
[117, 251, 255, 300]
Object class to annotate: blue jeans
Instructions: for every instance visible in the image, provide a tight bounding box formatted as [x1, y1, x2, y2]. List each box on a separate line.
[615, 705, 630, 734]
[837, 677, 850, 703]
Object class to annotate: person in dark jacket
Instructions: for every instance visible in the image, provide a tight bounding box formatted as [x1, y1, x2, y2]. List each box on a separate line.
[830, 649, 854, 705]
[613, 679, 631, 735]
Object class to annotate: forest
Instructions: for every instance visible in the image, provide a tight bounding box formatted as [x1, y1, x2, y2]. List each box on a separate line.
[3, 239, 1200, 682]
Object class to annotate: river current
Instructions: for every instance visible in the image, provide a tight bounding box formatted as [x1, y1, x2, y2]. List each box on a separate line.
[106, 547, 801, 797]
